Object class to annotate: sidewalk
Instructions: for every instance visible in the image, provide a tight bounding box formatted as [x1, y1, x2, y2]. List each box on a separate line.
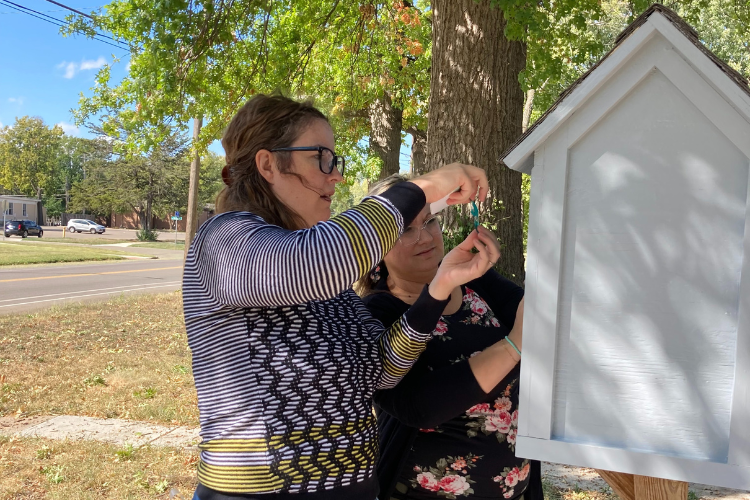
[2, 414, 748, 500]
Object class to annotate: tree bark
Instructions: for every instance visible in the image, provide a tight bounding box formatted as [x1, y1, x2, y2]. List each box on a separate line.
[369, 92, 403, 180]
[146, 174, 153, 231]
[522, 88, 535, 133]
[426, 0, 527, 284]
[409, 128, 428, 176]
[184, 117, 203, 260]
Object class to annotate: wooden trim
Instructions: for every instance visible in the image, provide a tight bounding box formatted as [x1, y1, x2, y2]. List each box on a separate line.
[516, 436, 750, 489]
[728, 160, 750, 467]
[647, 13, 750, 120]
[518, 133, 570, 439]
[518, 148, 545, 437]
[655, 44, 750, 159]
[503, 23, 657, 172]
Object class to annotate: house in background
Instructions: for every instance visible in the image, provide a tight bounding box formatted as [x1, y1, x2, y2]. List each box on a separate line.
[110, 205, 215, 231]
[0, 195, 43, 224]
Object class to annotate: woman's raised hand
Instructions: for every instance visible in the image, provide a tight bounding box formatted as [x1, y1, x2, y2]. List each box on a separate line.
[428, 226, 501, 300]
[410, 163, 489, 206]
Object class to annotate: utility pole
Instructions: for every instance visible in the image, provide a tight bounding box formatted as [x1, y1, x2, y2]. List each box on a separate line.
[184, 116, 203, 260]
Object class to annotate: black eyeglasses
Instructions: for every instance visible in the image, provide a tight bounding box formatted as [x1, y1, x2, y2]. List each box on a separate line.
[269, 146, 345, 176]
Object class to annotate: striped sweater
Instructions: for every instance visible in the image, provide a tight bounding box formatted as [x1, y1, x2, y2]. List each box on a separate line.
[182, 183, 447, 498]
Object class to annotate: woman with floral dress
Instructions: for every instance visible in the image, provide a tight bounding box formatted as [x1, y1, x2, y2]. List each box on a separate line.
[357, 175, 542, 500]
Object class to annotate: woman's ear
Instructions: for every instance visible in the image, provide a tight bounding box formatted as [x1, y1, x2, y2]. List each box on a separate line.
[255, 149, 276, 184]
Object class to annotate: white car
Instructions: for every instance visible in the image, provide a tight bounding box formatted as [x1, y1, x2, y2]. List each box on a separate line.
[67, 219, 106, 234]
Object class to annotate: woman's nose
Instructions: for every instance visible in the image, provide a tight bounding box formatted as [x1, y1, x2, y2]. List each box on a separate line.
[419, 227, 435, 243]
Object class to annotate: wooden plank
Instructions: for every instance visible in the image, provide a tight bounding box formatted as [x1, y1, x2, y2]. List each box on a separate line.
[523, 132, 569, 440]
[503, 23, 657, 172]
[728, 160, 750, 467]
[597, 470, 635, 500]
[634, 475, 688, 500]
[647, 13, 750, 119]
[515, 436, 750, 490]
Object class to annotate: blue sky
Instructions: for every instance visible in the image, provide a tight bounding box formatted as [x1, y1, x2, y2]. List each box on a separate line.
[0, 0, 412, 169]
[0, 0, 129, 138]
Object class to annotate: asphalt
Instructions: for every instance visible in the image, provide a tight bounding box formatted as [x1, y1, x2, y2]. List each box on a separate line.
[0, 258, 183, 314]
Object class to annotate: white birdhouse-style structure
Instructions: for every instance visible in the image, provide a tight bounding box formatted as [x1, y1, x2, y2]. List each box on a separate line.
[501, 4, 750, 490]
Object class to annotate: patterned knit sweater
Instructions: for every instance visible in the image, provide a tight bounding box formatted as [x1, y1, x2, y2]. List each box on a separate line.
[182, 183, 448, 498]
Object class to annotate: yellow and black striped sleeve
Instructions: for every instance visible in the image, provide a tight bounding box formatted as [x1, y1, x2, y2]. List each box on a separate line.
[376, 285, 451, 389]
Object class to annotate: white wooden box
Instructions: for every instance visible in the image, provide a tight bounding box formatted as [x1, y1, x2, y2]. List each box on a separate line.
[501, 5, 750, 490]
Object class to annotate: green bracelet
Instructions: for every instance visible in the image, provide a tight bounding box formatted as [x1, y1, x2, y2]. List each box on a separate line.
[505, 336, 521, 357]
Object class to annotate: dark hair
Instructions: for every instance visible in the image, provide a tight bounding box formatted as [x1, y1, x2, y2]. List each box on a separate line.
[216, 94, 329, 230]
[354, 174, 410, 297]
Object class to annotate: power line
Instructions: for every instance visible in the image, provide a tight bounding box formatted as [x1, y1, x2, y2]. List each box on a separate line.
[42, 0, 90, 19]
[1, 0, 127, 47]
[0, 0, 128, 50]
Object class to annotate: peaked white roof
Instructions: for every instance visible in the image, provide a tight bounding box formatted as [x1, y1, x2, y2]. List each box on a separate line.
[501, 4, 750, 173]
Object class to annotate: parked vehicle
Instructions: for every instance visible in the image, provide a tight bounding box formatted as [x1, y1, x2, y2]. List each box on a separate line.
[4, 220, 43, 238]
[67, 219, 106, 234]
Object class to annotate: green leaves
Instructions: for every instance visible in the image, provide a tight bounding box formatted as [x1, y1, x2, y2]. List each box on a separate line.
[0, 117, 64, 199]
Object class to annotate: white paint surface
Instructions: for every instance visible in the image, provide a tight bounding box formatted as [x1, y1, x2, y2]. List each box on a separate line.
[550, 69, 747, 462]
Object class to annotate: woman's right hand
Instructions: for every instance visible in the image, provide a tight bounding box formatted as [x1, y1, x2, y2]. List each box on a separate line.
[410, 163, 489, 206]
[428, 226, 500, 300]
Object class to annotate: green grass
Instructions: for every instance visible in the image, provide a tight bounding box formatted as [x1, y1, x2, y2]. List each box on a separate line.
[34, 237, 134, 245]
[0, 242, 131, 266]
[131, 241, 185, 249]
[21, 238, 185, 250]
[0, 435, 198, 499]
[0, 292, 197, 425]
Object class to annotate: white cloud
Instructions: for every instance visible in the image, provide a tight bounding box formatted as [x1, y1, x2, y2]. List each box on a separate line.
[80, 57, 107, 70]
[57, 121, 80, 136]
[0, 121, 3, 128]
[57, 57, 107, 79]
[7, 97, 24, 105]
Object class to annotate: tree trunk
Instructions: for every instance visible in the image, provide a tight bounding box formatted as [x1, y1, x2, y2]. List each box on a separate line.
[409, 128, 428, 176]
[369, 92, 403, 180]
[145, 173, 154, 230]
[426, 0, 527, 284]
[184, 117, 203, 260]
[522, 88, 535, 133]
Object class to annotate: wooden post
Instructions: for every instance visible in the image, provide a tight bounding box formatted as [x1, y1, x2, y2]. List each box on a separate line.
[596, 470, 688, 500]
[184, 116, 202, 261]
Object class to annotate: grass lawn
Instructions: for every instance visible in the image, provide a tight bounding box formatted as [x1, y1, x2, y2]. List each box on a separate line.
[0, 435, 198, 499]
[21, 238, 186, 250]
[0, 292, 198, 425]
[0, 242, 131, 266]
[131, 241, 185, 250]
[33, 237, 134, 245]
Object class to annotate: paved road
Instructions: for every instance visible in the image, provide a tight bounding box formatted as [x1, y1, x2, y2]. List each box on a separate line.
[0, 259, 183, 315]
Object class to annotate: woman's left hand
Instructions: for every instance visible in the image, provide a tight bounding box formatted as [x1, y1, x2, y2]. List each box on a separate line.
[428, 226, 501, 299]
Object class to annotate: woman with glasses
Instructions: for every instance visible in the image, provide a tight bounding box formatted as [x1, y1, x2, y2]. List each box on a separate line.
[183, 94, 500, 500]
[357, 175, 541, 500]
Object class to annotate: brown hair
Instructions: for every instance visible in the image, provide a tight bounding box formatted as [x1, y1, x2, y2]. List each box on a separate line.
[216, 93, 329, 230]
[354, 173, 411, 297]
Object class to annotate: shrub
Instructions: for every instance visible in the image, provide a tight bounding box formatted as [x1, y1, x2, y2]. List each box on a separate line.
[136, 228, 159, 241]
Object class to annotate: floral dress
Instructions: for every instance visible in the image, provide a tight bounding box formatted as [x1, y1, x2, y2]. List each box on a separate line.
[373, 286, 530, 500]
